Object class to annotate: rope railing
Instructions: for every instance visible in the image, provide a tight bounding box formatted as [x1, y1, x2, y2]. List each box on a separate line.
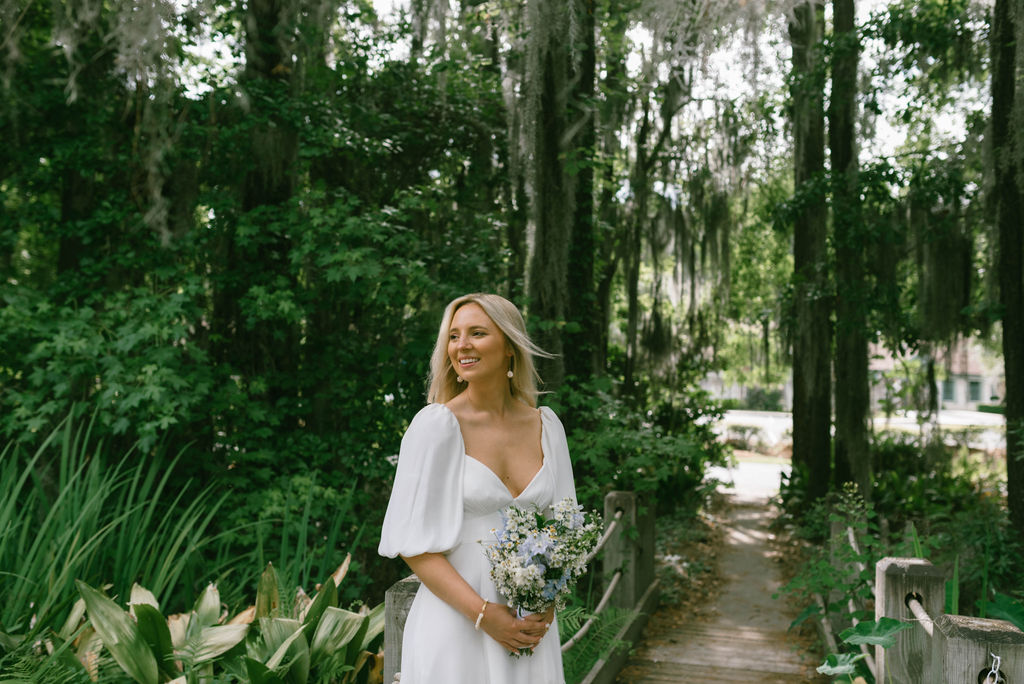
[561, 508, 626, 653]
[905, 593, 934, 638]
[583, 509, 624, 565]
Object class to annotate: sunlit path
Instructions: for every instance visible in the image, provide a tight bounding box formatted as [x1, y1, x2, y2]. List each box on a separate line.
[616, 458, 826, 683]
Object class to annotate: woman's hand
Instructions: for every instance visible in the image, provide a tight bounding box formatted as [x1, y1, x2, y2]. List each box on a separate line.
[518, 605, 555, 641]
[480, 603, 553, 654]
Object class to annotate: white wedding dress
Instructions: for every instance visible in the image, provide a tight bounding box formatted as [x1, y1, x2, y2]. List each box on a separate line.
[379, 403, 577, 684]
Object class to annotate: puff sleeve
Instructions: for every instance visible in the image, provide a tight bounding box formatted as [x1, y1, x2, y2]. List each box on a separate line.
[378, 404, 466, 559]
[540, 406, 577, 505]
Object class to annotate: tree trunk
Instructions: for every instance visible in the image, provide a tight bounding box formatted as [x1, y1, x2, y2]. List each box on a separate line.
[212, 0, 300, 400]
[788, 0, 832, 505]
[624, 100, 651, 393]
[993, 0, 1024, 540]
[527, 0, 572, 391]
[565, 0, 599, 383]
[830, 0, 871, 498]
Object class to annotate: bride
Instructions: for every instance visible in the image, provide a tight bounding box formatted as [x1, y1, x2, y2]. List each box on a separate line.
[379, 293, 578, 683]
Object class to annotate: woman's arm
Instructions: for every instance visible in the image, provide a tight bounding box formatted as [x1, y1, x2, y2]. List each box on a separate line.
[401, 552, 550, 653]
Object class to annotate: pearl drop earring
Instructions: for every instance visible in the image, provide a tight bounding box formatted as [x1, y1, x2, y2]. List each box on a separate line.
[507, 368, 514, 379]
[456, 375, 464, 383]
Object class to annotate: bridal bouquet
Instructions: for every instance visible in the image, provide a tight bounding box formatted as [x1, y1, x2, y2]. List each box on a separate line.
[484, 498, 601, 654]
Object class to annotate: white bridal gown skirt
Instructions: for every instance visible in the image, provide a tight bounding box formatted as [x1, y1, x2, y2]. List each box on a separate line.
[398, 457, 565, 683]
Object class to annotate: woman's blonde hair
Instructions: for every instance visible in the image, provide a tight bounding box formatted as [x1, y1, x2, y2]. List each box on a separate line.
[426, 293, 551, 407]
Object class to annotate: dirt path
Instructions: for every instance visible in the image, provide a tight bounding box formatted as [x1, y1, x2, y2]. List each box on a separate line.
[615, 457, 827, 683]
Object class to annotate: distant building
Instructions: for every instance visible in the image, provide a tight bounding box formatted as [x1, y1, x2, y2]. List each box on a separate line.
[868, 338, 1003, 412]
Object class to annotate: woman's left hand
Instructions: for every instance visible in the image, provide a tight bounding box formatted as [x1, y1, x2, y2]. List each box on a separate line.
[519, 605, 556, 646]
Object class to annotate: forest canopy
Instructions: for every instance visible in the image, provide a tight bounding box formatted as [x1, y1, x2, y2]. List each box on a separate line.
[1, 0, 1022, 574]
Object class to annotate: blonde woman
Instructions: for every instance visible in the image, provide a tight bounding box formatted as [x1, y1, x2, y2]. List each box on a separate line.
[379, 293, 577, 683]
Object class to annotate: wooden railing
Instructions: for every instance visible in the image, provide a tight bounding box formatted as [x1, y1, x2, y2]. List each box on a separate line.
[383, 490, 660, 683]
[822, 522, 1024, 682]
[875, 557, 1024, 683]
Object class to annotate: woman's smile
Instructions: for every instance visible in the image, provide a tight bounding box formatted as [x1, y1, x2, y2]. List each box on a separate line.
[448, 303, 511, 382]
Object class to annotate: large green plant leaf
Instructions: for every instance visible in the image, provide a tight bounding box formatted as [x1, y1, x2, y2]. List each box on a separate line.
[192, 584, 221, 628]
[987, 592, 1024, 632]
[181, 624, 249, 666]
[817, 652, 866, 675]
[302, 577, 337, 631]
[360, 604, 385, 652]
[309, 607, 365, 665]
[259, 618, 309, 684]
[133, 604, 177, 681]
[839, 617, 912, 648]
[76, 580, 159, 684]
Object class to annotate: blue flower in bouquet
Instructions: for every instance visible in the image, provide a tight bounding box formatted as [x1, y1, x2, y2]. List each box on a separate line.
[520, 527, 556, 561]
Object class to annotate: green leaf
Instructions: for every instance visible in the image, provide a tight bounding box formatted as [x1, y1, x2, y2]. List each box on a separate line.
[309, 607, 365, 665]
[255, 564, 281, 619]
[0, 630, 25, 653]
[987, 592, 1024, 633]
[302, 577, 337, 632]
[359, 604, 385, 652]
[133, 604, 177, 681]
[192, 584, 221, 628]
[184, 624, 249, 665]
[839, 618, 912, 648]
[788, 602, 821, 630]
[245, 657, 287, 684]
[76, 580, 159, 684]
[59, 598, 87, 641]
[260, 619, 309, 684]
[817, 652, 866, 675]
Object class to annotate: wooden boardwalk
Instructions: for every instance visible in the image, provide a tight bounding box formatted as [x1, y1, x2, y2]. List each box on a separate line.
[615, 461, 827, 684]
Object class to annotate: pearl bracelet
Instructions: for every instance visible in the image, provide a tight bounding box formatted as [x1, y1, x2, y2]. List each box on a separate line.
[474, 600, 488, 630]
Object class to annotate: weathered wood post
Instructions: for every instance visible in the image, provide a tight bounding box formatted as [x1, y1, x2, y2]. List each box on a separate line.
[604, 490, 655, 610]
[383, 574, 420, 683]
[875, 557, 946, 682]
[603, 491, 635, 609]
[930, 614, 1024, 683]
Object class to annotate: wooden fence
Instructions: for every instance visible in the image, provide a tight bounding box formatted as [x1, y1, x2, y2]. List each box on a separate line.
[875, 557, 1024, 683]
[822, 520, 1024, 683]
[383, 490, 660, 683]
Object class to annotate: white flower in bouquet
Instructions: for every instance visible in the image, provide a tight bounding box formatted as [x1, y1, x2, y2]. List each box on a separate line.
[484, 497, 601, 655]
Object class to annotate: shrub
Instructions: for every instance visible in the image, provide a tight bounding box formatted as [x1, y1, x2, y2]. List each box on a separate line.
[549, 376, 728, 517]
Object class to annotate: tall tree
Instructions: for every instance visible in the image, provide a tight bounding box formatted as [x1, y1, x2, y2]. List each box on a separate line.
[788, 0, 832, 504]
[526, 0, 573, 390]
[564, 0, 600, 383]
[992, 0, 1024, 540]
[830, 0, 871, 497]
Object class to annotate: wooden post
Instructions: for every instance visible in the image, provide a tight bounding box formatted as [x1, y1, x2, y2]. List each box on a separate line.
[383, 574, 420, 684]
[875, 557, 946, 683]
[931, 614, 1024, 683]
[604, 491, 639, 609]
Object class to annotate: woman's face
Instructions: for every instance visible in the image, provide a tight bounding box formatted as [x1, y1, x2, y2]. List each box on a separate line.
[448, 302, 512, 383]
